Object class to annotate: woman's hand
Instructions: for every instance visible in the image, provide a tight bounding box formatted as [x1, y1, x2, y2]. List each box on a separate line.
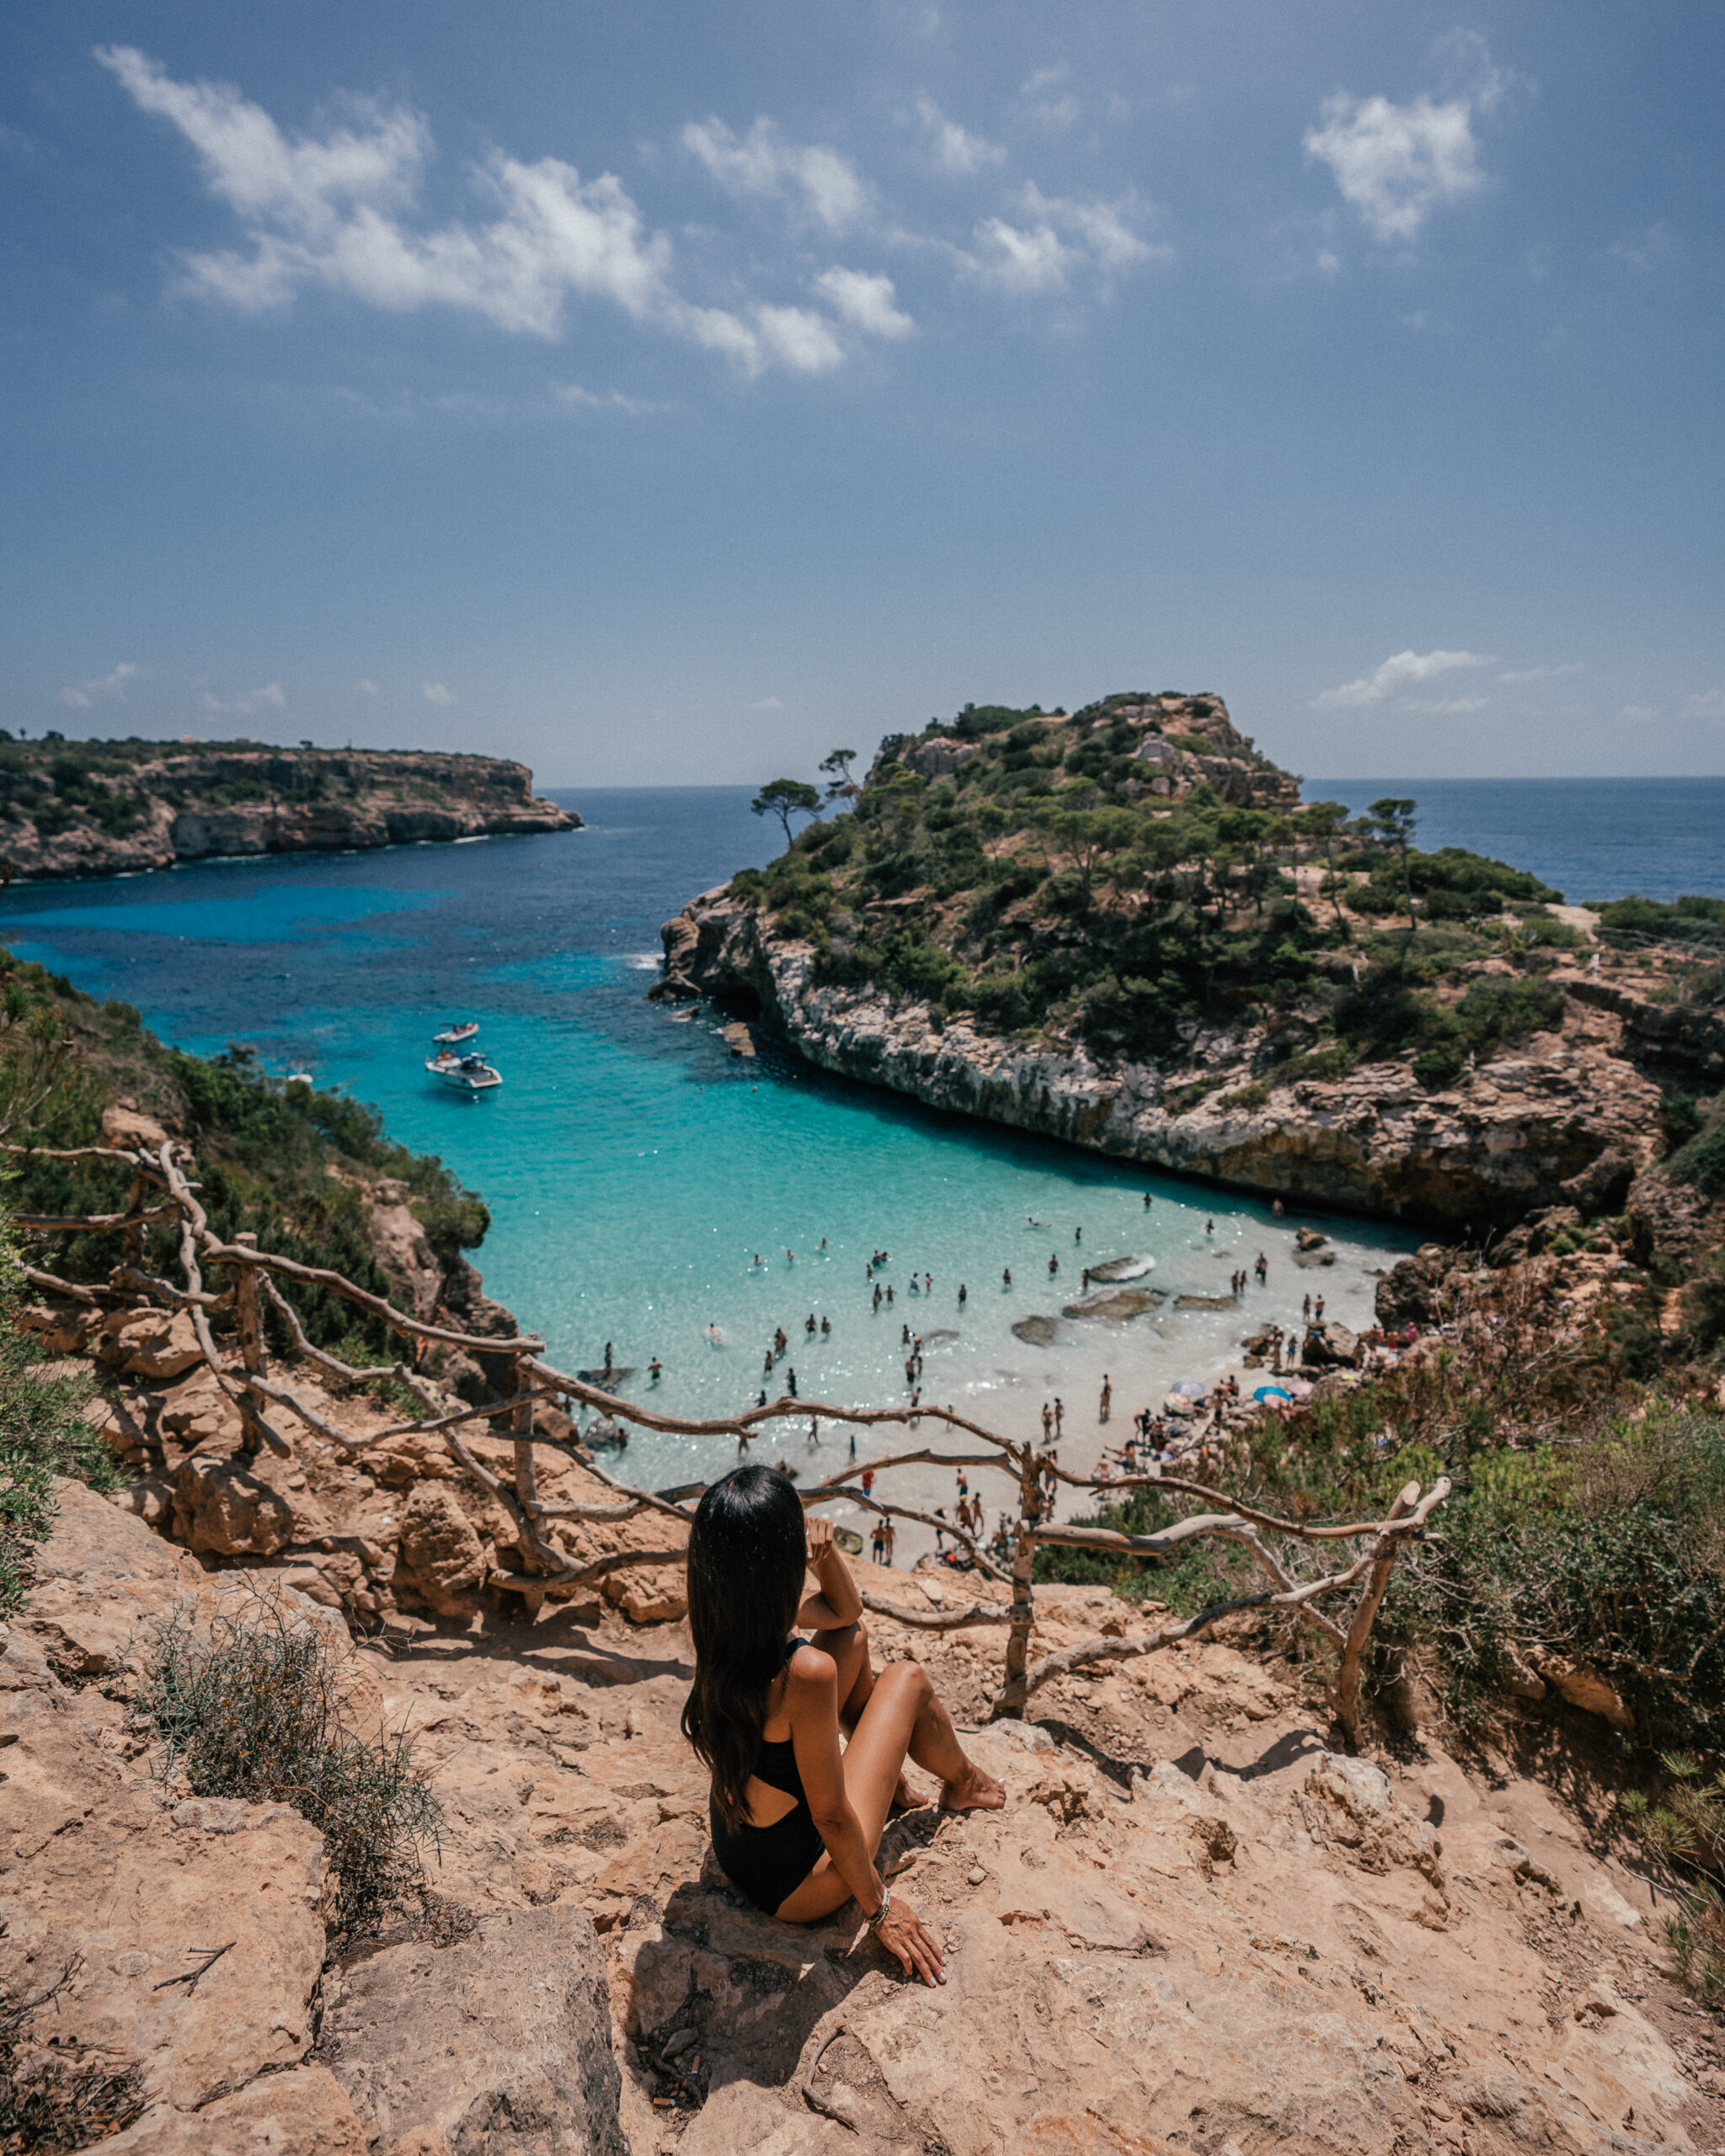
[873, 1896, 947, 1987]
[805, 1517, 836, 1567]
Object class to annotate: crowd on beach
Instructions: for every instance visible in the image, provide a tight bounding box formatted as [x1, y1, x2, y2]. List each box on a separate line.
[574, 1214, 1430, 1568]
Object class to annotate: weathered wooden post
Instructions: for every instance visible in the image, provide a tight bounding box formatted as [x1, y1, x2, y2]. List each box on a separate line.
[1337, 1479, 1420, 1748]
[510, 1354, 546, 1580]
[994, 1440, 1043, 1720]
[232, 1230, 268, 1459]
[122, 1172, 147, 1270]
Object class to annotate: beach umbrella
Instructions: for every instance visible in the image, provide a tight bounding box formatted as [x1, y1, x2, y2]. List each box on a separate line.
[1170, 1380, 1208, 1398]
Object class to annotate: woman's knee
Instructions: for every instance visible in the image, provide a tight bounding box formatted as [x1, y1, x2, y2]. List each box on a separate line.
[881, 1657, 932, 1707]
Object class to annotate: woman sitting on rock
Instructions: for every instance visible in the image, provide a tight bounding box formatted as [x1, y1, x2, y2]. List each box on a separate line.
[681, 1465, 1002, 1987]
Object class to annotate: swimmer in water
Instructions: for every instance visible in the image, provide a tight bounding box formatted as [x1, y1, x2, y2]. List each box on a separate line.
[649, 1358, 663, 1385]
[1002, 1267, 1012, 1287]
[708, 1324, 726, 1347]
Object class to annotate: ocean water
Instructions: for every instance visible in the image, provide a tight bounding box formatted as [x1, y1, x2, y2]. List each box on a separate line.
[0, 787, 1412, 1520]
[1311, 776, 1725, 905]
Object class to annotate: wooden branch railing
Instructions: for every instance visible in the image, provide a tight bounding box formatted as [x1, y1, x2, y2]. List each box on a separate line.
[9, 1137, 1450, 1743]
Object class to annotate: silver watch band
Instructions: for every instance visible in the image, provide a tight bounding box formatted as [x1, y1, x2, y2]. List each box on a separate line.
[867, 1885, 892, 1928]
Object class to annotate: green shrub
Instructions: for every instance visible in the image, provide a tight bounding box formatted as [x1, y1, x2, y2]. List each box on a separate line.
[1670, 1115, 1725, 1198]
[0, 1214, 105, 1614]
[134, 1587, 441, 1932]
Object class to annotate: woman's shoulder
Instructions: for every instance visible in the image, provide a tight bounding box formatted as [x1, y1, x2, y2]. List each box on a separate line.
[783, 1638, 839, 1691]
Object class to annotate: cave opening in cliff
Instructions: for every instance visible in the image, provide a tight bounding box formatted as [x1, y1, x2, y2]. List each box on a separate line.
[712, 985, 762, 1021]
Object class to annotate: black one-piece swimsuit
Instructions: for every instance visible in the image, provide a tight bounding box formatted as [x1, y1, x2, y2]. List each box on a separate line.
[709, 1641, 825, 1913]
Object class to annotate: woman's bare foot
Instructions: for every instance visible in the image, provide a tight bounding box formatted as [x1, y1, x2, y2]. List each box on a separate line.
[938, 1762, 1006, 1813]
[891, 1773, 931, 1815]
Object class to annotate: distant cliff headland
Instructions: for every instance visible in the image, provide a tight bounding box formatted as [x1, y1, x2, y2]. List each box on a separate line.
[657, 692, 1725, 1235]
[0, 735, 578, 880]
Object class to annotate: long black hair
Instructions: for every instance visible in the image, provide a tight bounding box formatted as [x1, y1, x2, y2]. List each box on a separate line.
[681, 1465, 808, 1832]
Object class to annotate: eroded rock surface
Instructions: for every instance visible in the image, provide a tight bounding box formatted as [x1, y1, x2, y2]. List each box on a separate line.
[9, 1480, 1724, 2156]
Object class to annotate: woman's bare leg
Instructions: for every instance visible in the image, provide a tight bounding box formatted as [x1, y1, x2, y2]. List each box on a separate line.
[776, 1663, 1001, 1924]
[818, 1621, 924, 1810]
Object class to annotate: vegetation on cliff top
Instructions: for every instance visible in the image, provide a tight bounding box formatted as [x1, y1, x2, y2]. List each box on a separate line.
[733, 693, 1600, 1091]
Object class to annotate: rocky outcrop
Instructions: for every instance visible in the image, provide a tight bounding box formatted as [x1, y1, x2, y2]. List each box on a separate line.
[12, 1463, 1725, 2155]
[319, 1905, 627, 2156]
[659, 893, 1669, 1230]
[0, 745, 578, 882]
[0, 1485, 360, 2149]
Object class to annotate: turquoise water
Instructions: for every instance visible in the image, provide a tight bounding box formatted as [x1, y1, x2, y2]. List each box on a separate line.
[0, 791, 1413, 1503]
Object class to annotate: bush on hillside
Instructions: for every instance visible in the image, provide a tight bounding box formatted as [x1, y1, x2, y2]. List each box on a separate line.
[134, 1586, 441, 1933]
[0, 1212, 105, 1614]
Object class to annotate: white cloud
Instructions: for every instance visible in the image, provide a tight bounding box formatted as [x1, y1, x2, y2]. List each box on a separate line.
[913, 94, 1002, 176]
[749, 696, 784, 712]
[1609, 221, 1675, 273]
[1017, 65, 1079, 133]
[1313, 649, 1490, 708]
[57, 659, 140, 709]
[1498, 661, 1583, 682]
[964, 182, 1161, 294]
[681, 116, 868, 233]
[1304, 89, 1485, 243]
[99, 47, 834, 376]
[421, 680, 455, 705]
[814, 267, 914, 339]
[751, 305, 846, 374]
[553, 383, 670, 414]
[358, 678, 382, 695]
[1621, 704, 1657, 723]
[1402, 695, 1488, 714]
[202, 681, 285, 715]
[1682, 689, 1725, 720]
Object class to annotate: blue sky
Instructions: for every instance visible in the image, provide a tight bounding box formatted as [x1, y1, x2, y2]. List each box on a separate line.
[2, 2, 1721, 785]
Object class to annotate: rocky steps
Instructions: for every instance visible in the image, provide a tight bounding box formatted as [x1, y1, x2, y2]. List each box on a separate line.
[6, 1481, 1724, 2154]
[656, 891, 1708, 1231]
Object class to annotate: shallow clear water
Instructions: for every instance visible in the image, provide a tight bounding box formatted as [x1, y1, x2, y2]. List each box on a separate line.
[0, 788, 1413, 1517]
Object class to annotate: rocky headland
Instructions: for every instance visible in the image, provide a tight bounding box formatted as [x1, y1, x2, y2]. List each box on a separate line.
[0, 739, 577, 881]
[654, 694, 1725, 1235]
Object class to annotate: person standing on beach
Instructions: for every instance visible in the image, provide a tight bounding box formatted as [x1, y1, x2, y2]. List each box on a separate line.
[882, 1519, 896, 1566]
[1053, 1398, 1064, 1438]
[1255, 1251, 1268, 1283]
[1041, 1401, 1053, 1443]
[649, 1358, 663, 1385]
[871, 1521, 886, 1565]
[1099, 1375, 1111, 1422]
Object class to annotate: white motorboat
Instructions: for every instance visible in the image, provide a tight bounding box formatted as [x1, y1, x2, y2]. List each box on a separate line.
[432, 1021, 480, 1047]
[426, 1051, 503, 1094]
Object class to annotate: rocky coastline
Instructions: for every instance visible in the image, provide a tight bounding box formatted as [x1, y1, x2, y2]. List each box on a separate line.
[654, 886, 1722, 1232]
[0, 743, 578, 881]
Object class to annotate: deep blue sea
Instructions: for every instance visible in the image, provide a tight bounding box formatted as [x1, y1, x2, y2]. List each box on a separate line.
[0, 773, 1704, 1505]
[1311, 777, 1725, 905]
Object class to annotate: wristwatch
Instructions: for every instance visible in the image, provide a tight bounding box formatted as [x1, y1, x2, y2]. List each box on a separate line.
[866, 1886, 892, 1929]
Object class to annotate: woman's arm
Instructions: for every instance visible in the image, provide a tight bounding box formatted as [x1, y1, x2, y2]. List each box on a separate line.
[786, 1651, 945, 1988]
[796, 1516, 862, 1630]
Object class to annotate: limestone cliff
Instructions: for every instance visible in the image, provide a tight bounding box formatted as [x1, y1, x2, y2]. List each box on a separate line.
[0, 739, 577, 880]
[660, 886, 1686, 1228]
